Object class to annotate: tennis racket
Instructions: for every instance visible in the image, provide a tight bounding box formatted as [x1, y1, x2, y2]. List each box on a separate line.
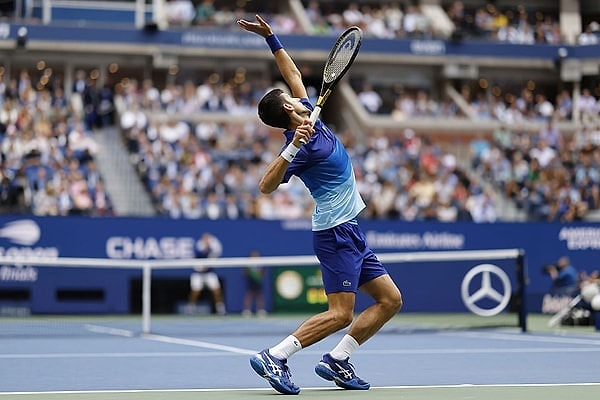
[302, 26, 362, 143]
[547, 294, 582, 327]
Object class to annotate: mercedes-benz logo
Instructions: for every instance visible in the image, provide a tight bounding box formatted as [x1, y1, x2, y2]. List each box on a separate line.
[461, 264, 512, 317]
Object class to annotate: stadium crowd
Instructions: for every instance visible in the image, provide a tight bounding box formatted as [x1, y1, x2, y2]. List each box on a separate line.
[161, 0, 600, 46]
[4, 0, 598, 46]
[2, 62, 600, 223]
[2, 63, 600, 223]
[115, 74, 496, 221]
[474, 123, 600, 222]
[114, 74, 599, 223]
[1, 0, 599, 222]
[0, 69, 115, 216]
[444, 0, 563, 44]
[354, 80, 598, 125]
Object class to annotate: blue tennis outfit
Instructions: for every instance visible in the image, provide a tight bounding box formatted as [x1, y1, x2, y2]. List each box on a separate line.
[281, 98, 388, 293]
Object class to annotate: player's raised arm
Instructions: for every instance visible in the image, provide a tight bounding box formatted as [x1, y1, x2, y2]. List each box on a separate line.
[237, 15, 307, 99]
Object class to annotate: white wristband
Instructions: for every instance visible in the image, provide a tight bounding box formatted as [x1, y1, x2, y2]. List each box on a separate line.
[280, 143, 300, 162]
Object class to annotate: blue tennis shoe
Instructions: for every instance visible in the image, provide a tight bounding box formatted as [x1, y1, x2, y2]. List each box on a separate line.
[250, 349, 300, 395]
[314, 353, 370, 390]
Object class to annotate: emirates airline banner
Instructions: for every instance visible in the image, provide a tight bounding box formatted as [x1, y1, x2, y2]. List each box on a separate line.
[0, 216, 598, 315]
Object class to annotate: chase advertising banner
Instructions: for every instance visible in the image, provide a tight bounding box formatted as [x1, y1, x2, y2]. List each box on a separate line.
[0, 216, 598, 315]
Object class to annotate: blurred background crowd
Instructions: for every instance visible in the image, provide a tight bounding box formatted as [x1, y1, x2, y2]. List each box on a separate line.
[163, 0, 598, 45]
[0, 0, 599, 224]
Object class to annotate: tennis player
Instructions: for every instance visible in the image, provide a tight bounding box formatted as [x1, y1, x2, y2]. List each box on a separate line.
[237, 15, 403, 395]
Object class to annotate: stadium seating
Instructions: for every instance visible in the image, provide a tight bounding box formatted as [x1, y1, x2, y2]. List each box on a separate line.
[0, 0, 598, 222]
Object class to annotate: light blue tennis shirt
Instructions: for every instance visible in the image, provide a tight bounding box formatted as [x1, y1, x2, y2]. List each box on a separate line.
[282, 98, 366, 231]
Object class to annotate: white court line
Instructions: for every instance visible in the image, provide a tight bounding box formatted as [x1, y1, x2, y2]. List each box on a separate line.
[442, 331, 600, 346]
[82, 324, 255, 355]
[84, 324, 135, 337]
[0, 352, 244, 359]
[142, 333, 256, 355]
[84, 324, 256, 355]
[357, 347, 600, 355]
[75, 323, 600, 365]
[84, 322, 600, 348]
[1, 382, 600, 395]
[4, 346, 600, 360]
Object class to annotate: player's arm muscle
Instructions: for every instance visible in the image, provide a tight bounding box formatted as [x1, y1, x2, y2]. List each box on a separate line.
[273, 49, 307, 99]
[259, 157, 289, 194]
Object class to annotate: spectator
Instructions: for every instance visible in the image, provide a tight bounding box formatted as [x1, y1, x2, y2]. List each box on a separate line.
[578, 24, 599, 46]
[544, 256, 579, 296]
[72, 69, 87, 96]
[97, 83, 115, 127]
[371, 179, 399, 218]
[403, 5, 423, 38]
[32, 183, 58, 216]
[342, 2, 363, 27]
[90, 181, 115, 216]
[68, 170, 93, 215]
[193, 0, 215, 26]
[539, 121, 560, 149]
[242, 250, 267, 317]
[436, 197, 458, 222]
[578, 88, 598, 116]
[357, 83, 383, 113]
[529, 138, 556, 168]
[467, 187, 497, 223]
[555, 89, 573, 120]
[534, 94, 554, 120]
[383, 3, 403, 36]
[166, 0, 195, 27]
[447, 1, 466, 33]
[188, 232, 226, 315]
[469, 132, 490, 170]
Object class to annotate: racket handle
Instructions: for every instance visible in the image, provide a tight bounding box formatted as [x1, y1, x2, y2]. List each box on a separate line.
[301, 106, 321, 145]
[309, 106, 321, 126]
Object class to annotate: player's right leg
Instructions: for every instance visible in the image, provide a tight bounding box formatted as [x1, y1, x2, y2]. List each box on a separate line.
[314, 275, 400, 390]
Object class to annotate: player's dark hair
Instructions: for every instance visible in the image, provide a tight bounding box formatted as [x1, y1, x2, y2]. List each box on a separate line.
[258, 88, 290, 129]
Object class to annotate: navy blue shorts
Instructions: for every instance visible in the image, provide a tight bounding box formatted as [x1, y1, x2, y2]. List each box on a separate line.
[313, 220, 388, 294]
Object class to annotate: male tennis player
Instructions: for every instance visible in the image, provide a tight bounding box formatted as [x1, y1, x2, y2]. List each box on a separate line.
[237, 15, 403, 395]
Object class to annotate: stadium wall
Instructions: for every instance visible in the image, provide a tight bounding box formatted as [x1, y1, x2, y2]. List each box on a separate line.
[0, 216, 598, 315]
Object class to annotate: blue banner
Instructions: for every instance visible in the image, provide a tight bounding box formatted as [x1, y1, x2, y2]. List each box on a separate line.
[0, 216, 598, 314]
[1, 22, 598, 61]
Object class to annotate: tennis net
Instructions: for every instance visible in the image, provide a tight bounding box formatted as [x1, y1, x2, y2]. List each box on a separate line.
[0, 248, 527, 337]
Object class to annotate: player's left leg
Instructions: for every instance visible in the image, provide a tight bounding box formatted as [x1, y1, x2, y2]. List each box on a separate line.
[315, 274, 402, 389]
[350, 274, 402, 342]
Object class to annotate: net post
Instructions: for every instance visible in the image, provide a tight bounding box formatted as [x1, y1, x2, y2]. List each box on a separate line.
[516, 249, 527, 332]
[142, 263, 152, 335]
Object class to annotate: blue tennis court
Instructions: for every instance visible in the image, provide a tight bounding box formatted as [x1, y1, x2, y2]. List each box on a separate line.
[1, 313, 599, 399]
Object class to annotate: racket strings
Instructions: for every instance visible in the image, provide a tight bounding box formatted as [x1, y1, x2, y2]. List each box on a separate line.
[323, 31, 361, 83]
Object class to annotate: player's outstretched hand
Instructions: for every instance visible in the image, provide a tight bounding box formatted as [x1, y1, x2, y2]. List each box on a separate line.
[237, 14, 273, 38]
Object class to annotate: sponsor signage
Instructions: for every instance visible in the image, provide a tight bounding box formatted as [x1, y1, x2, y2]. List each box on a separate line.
[0, 217, 598, 315]
[273, 267, 327, 312]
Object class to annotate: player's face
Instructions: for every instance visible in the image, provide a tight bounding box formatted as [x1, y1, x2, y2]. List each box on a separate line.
[282, 93, 310, 117]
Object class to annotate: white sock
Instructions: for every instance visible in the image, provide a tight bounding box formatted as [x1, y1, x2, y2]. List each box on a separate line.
[330, 334, 359, 360]
[269, 335, 302, 360]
